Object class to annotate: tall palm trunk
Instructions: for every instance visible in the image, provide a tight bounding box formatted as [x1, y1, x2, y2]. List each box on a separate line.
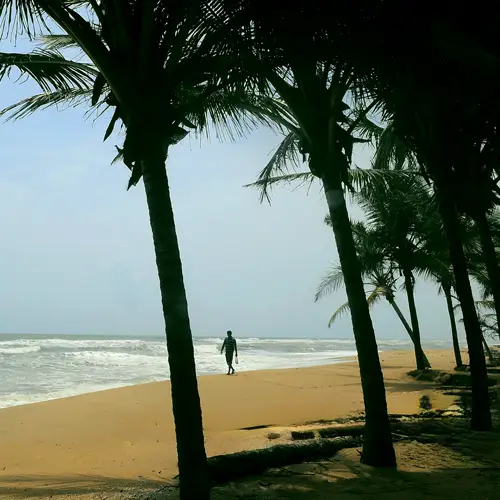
[142, 148, 210, 499]
[434, 182, 491, 431]
[475, 211, 500, 339]
[385, 296, 431, 368]
[322, 171, 395, 466]
[402, 269, 428, 370]
[443, 284, 463, 368]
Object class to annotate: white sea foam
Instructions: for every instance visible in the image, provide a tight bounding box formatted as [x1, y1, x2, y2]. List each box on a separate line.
[0, 334, 452, 409]
[0, 345, 42, 354]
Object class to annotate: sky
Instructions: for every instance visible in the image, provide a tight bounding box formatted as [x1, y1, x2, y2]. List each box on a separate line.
[0, 39, 474, 342]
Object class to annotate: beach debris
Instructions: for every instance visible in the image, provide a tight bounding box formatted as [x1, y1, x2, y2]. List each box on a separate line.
[291, 430, 315, 440]
[318, 424, 364, 439]
[207, 436, 359, 482]
[267, 432, 281, 440]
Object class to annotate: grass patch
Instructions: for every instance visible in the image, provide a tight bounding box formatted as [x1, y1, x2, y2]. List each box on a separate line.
[408, 369, 497, 387]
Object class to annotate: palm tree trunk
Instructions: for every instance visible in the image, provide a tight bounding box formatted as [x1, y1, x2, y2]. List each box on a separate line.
[322, 173, 395, 467]
[443, 285, 463, 368]
[402, 269, 428, 370]
[434, 182, 491, 431]
[385, 297, 431, 368]
[474, 211, 500, 339]
[141, 148, 210, 499]
[482, 333, 493, 361]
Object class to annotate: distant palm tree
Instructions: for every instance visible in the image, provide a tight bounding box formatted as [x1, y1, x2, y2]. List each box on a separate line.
[316, 220, 431, 369]
[469, 246, 500, 345]
[454, 301, 495, 361]
[353, 175, 440, 370]
[468, 211, 500, 339]
[423, 215, 485, 369]
[438, 279, 464, 368]
[371, 122, 485, 370]
[373, 96, 493, 431]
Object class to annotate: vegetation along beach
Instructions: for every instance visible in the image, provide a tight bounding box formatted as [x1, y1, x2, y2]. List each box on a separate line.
[1, 1, 500, 499]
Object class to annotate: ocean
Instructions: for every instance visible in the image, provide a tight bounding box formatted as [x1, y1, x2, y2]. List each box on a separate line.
[0, 334, 452, 409]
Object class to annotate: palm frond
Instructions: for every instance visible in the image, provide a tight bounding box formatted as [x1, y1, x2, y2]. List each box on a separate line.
[372, 122, 418, 171]
[349, 167, 416, 193]
[345, 100, 385, 143]
[191, 88, 284, 143]
[40, 34, 81, 51]
[327, 301, 352, 328]
[245, 172, 314, 196]
[367, 286, 389, 305]
[351, 115, 385, 144]
[315, 265, 345, 302]
[246, 131, 306, 203]
[0, 49, 96, 93]
[0, 0, 45, 38]
[327, 286, 382, 328]
[0, 88, 93, 120]
[476, 299, 496, 311]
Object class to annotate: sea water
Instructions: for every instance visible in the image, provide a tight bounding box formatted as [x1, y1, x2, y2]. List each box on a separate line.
[0, 334, 451, 409]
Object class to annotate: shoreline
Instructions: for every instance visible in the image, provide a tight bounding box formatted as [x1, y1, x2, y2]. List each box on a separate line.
[0, 335, 455, 411]
[0, 349, 464, 496]
[0, 356, 360, 412]
[0, 356, 358, 412]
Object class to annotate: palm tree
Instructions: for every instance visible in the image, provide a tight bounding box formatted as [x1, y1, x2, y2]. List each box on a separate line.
[412, 215, 465, 369]
[369, 22, 493, 430]
[371, 109, 495, 419]
[0, 3, 286, 497]
[468, 210, 500, 338]
[227, 7, 396, 466]
[353, 174, 439, 370]
[316, 218, 431, 369]
[429, 214, 496, 370]
[470, 249, 500, 345]
[317, 259, 425, 363]
[369, 123, 469, 369]
[371, 122, 496, 370]
[439, 279, 464, 368]
[359, 179, 465, 369]
[454, 300, 496, 361]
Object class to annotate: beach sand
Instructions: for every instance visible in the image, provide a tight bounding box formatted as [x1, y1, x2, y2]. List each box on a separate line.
[0, 349, 463, 497]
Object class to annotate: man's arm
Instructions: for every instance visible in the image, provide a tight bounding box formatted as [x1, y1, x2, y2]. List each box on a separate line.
[235, 340, 238, 357]
[221, 339, 226, 354]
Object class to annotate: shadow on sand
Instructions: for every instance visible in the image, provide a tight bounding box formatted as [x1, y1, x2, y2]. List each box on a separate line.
[0, 474, 173, 499]
[210, 427, 500, 500]
[3, 425, 499, 500]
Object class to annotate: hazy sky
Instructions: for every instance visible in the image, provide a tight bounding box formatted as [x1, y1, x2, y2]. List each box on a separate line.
[0, 39, 473, 341]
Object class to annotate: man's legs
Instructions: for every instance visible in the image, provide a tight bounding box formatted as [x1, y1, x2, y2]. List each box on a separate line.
[226, 352, 234, 375]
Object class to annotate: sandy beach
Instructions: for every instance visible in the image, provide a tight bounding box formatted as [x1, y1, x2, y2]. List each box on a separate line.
[0, 349, 463, 497]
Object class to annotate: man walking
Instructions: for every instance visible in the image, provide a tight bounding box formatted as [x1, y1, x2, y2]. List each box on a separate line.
[221, 330, 238, 375]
